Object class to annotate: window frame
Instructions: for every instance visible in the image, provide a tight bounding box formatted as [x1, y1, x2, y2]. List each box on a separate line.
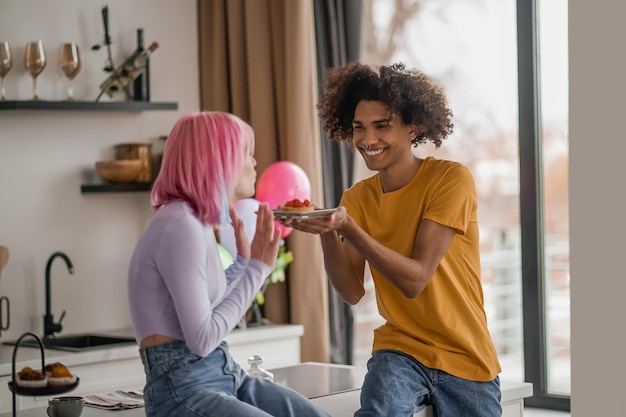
[517, 0, 570, 410]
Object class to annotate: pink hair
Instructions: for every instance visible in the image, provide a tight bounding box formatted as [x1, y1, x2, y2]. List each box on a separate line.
[151, 112, 254, 224]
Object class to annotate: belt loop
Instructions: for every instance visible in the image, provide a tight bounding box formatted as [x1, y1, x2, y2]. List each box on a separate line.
[139, 347, 151, 375]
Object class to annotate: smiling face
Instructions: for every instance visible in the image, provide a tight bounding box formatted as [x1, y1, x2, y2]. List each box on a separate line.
[352, 100, 418, 174]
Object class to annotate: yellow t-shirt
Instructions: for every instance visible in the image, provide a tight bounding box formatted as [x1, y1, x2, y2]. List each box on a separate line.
[341, 156, 501, 381]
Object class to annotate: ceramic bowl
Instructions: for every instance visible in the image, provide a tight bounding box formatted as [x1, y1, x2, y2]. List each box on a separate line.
[95, 160, 143, 183]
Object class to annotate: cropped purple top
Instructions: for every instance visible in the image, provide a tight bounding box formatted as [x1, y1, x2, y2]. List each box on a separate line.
[127, 201, 271, 357]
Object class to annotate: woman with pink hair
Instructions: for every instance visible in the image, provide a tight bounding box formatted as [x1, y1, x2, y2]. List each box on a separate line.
[128, 112, 330, 417]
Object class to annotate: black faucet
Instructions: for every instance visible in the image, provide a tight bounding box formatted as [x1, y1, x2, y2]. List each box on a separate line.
[44, 251, 74, 338]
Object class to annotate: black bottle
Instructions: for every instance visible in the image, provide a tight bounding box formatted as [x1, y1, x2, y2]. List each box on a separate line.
[133, 28, 150, 101]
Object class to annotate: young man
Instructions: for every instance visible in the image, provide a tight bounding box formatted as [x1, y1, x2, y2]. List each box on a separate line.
[284, 63, 502, 417]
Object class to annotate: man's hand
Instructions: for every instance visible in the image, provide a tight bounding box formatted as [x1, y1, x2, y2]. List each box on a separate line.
[280, 206, 347, 235]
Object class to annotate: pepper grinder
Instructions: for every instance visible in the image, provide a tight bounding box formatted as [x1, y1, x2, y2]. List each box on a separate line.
[245, 355, 274, 382]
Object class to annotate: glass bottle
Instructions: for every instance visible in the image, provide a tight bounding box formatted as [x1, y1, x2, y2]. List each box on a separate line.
[245, 355, 274, 382]
[132, 28, 150, 101]
[98, 41, 158, 99]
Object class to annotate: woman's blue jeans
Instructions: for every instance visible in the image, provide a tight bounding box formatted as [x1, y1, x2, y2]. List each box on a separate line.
[356, 350, 502, 417]
[139, 340, 331, 417]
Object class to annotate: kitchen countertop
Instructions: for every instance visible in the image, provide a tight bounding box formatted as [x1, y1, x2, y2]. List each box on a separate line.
[0, 362, 364, 417]
[0, 329, 139, 377]
[0, 329, 532, 416]
[0, 362, 533, 417]
[0, 324, 304, 377]
[272, 362, 366, 399]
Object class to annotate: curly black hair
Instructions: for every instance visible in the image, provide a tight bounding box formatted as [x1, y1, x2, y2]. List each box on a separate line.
[317, 62, 454, 148]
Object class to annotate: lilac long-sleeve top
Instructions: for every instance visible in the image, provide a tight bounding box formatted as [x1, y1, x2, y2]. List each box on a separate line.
[128, 201, 271, 357]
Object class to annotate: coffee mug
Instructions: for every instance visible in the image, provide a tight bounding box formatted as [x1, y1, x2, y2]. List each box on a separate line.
[47, 396, 84, 417]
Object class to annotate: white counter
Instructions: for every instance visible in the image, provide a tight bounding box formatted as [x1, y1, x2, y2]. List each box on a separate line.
[0, 362, 533, 417]
[272, 362, 533, 417]
[0, 329, 531, 417]
[0, 324, 304, 377]
[0, 329, 139, 377]
[0, 324, 304, 413]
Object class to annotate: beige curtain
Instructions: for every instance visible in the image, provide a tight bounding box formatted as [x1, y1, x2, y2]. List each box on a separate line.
[198, 0, 330, 363]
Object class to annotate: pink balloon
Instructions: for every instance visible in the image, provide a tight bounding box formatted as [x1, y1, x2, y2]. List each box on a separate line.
[256, 161, 311, 208]
[256, 161, 311, 239]
[277, 222, 292, 239]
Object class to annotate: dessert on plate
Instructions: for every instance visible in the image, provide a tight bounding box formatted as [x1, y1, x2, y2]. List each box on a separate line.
[16, 366, 47, 388]
[278, 198, 315, 213]
[45, 362, 77, 386]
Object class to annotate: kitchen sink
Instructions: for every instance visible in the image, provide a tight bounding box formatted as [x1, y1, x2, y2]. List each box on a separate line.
[3, 334, 137, 352]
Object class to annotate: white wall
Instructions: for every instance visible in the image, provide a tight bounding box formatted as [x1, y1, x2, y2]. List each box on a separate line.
[0, 0, 199, 340]
[569, 1, 626, 416]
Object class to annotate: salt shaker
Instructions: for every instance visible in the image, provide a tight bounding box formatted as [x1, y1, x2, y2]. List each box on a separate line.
[246, 355, 274, 382]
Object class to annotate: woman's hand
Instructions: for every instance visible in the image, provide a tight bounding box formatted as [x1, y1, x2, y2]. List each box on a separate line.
[230, 203, 251, 259]
[250, 202, 281, 267]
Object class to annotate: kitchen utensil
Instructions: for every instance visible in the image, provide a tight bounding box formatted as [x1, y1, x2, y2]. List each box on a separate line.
[102, 7, 114, 72]
[95, 160, 143, 183]
[114, 142, 153, 183]
[90, 6, 114, 73]
[47, 396, 85, 417]
[0, 246, 8, 277]
[0, 246, 9, 337]
[0, 296, 9, 335]
[94, 6, 115, 73]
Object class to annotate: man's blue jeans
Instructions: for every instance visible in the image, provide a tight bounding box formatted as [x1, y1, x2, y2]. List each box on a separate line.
[140, 340, 331, 417]
[356, 349, 502, 417]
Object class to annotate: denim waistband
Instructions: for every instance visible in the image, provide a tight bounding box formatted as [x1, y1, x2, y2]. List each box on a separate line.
[139, 340, 229, 376]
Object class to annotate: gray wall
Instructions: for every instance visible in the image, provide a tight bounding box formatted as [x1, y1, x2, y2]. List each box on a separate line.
[569, 0, 626, 415]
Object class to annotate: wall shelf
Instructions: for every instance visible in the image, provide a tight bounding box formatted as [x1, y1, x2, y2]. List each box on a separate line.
[81, 183, 152, 193]
[0, 100, 178, 111]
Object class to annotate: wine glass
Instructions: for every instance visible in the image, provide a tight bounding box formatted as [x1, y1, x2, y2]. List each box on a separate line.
[24, 40, 46, 100]
[0, 42, 12, 100]
[59, 42, 81, 101]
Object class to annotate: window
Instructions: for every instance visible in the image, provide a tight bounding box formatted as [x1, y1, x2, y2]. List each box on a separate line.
[538, 0, 570, 397]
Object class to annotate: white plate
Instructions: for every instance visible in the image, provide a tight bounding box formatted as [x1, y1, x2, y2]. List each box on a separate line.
[273, 208, 337, 219]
